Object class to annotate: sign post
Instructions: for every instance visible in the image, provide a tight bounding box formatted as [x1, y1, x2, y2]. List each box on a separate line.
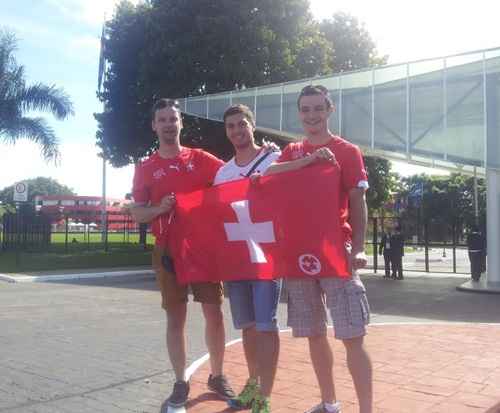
[12, 182, 28, 271]
[13, 182, 28, 203]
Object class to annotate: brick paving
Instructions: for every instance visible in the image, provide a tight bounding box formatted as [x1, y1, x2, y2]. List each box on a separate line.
[1, 273, 500, 412]
[187, 325, 500, 413]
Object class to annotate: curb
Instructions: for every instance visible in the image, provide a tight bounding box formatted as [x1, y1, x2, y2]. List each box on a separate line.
[0, 269, 155, 283]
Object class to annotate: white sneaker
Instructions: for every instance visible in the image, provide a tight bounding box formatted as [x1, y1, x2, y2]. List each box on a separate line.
[304, 401, 342, 413]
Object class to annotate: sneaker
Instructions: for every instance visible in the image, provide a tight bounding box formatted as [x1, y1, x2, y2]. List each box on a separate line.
[251, 394, 270, 413]
[167, 380, 189, 407]
[304, 401, 342, 413]
[227, 378, 259, 410]
[208, 374, 236, 400]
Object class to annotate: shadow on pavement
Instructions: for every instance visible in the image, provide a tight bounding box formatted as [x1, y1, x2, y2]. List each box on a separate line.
[47, 272, 500, 324]
[364, 275, 500, 324]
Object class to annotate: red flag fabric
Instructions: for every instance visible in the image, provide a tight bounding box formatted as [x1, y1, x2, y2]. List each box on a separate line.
[168, 164, 351, 284]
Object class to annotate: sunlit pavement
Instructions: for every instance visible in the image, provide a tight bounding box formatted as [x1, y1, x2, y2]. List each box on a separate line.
[1, 271, 499, 412]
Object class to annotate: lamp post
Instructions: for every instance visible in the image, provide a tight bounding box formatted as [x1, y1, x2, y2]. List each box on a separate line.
[98, 18, 108, 245]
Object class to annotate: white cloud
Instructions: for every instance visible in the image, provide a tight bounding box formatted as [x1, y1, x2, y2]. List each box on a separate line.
[69, 35, 100, 51]
[309, 0, 500, 63]
[66, 34, 101, 63]
[1, 140, 134, 199]
[46, 0, 141, 26]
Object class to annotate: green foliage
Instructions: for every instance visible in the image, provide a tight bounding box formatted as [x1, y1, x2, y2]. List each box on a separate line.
[364, 157, 394, 212]
[398, 173, 486, 240]
[319, 12, 388, 71]
[96, 1, 383, 166]
[0, 29, 74, 161]
[0, 177, 75, 206]
[0, 203, 15, 217]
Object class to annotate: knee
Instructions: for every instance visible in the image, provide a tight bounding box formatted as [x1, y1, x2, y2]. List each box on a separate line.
[307, 333, 330, 350]
[203, 304, 224, 327]
[166, 308, 186, 332]
[257, 329, 279, 339]
[342, 336, 365, 354]
[167, 317, 185, 333]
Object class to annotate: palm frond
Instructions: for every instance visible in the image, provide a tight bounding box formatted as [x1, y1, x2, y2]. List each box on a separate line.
[17, 84, 74, 119]
[0, 30, 17, 77]
[0, 116, 60, 162]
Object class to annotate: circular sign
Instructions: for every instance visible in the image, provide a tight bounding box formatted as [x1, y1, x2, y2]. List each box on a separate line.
[298, 254, 322, 276]
[15, 183, 26, 194]
[13, 182, 28, 202]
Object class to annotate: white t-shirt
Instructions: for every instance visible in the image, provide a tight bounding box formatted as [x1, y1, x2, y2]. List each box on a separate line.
[214, 150, 281, 185]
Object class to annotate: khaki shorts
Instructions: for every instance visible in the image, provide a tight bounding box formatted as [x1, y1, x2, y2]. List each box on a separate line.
[152, 246, 223, 310]
[286, 274, 370, 340]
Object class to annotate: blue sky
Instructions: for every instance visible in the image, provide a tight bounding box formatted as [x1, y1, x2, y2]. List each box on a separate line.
[1, 0, 499, 198]
[3, 0, 102, 144]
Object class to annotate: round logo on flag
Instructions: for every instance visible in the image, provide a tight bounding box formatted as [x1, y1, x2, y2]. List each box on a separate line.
[298, 254, 321, 276]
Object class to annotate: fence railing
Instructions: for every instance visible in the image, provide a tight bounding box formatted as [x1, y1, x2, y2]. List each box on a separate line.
[367, 217, 471, 274]
[1, 212, 152, 253]
[1, 213, 472, 274]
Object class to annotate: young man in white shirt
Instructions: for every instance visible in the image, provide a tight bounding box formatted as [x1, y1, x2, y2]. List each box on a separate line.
[214, 104, 281, 413]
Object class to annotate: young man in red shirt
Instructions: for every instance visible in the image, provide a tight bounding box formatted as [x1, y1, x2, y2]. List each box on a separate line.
[130, 99, 235, 408]
[265, 86, 373, 413]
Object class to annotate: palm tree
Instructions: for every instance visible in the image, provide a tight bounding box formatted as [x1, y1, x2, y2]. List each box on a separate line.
[0, 29, 74, 161]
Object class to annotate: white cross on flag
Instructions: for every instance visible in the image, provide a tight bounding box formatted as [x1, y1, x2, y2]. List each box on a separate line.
[168, 164, 351, 284]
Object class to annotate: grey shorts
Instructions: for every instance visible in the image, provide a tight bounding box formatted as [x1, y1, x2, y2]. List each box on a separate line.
[286, 275, 370, 340]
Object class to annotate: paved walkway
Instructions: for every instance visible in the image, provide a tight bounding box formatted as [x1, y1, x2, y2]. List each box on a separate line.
[1, 270, 500, 412]
[186, 324, 500, 413]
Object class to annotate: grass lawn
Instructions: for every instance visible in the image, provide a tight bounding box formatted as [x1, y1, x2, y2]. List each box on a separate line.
[0, 243, 154, 273]
[50, 232, 155, 244]
[0, 237, 410, 274]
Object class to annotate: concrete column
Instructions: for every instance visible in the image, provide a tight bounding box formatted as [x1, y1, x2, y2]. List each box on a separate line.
[485, 70, 499, 285]
[486, 168, 500, 284]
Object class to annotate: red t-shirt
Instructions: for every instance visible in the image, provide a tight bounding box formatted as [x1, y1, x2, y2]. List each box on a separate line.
[278, 136, 368, 242]
[132, 147, 223, 244]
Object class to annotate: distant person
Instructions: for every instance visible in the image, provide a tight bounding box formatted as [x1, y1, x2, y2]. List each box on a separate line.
[379, 228, 393, 278]
[390, 225, 404, 280]
[467, 225, 486, 282]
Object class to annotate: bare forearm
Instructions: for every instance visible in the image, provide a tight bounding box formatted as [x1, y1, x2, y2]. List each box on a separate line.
[130, 205, 167, 224]
[264, 155, 314, 175]
[349, 191, 368, 254]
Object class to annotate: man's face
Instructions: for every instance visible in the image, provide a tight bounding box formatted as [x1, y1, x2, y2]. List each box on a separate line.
[224, 112, 255, 150]
[152, 106, 182, 145]
[298, 94, 333, 136]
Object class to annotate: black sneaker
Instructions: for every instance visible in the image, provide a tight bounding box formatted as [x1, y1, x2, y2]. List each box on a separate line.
[167, 380, 189, 407]
[208, 374, 236, 400]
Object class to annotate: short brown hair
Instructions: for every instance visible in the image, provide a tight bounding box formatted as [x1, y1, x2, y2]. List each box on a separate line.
[223, 104, 256, 128]
[151, 98, 180, 119]
[297, 85, 333, 109]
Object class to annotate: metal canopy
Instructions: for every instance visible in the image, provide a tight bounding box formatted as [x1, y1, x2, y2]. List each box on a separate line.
[179, 47, 500, 175]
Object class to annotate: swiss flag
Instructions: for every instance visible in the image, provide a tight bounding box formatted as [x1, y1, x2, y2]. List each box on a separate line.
[168, 164, 350, 284]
